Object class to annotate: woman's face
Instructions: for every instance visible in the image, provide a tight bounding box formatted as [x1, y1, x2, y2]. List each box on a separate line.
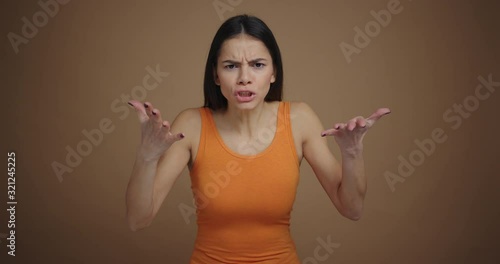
[215, 34, 276, 110]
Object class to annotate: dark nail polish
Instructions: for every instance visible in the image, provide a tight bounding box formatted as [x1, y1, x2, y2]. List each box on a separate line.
[128, 102, 133, 107]
[144, 103, 148, 108]
[180, 134, 185, 138]
[152, 111, 156, 115]
[321, 133, 326, 137]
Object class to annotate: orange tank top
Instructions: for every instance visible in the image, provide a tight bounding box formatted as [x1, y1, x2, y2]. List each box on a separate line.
[189, 101, 301, 263]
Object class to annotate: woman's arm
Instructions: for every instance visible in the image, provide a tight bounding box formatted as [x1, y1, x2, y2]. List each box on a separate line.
[125, 103, 195, 231]
[293, 102, 389, 220]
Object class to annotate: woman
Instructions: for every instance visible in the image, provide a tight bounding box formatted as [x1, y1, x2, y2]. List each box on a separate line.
[125, 14, 390, 263]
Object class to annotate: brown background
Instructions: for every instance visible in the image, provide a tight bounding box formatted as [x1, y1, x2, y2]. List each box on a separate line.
[1, 0, 499, 263]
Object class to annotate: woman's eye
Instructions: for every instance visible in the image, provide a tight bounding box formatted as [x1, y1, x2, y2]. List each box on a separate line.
[254, 63, 265, 68]
[224, 65, 236, 69]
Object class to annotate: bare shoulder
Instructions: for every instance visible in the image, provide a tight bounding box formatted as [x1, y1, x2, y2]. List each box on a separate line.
[289, 101, 317, 119]
[288, 101, 325, 142]
[171, 107, 201, 129]
[168, 107, 203, 167]
[174, 107, 200, 120]
[289, 101, 323, 128]
[170, 107, 202, 145]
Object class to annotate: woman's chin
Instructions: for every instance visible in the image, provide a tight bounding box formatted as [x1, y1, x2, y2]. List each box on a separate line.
[228, 98, 263, 111]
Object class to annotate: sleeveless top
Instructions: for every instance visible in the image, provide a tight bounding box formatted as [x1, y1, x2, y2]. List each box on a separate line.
[189, 101, 301, 263]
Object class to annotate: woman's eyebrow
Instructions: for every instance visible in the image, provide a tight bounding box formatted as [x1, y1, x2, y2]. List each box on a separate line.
[221, 58, 267, 64]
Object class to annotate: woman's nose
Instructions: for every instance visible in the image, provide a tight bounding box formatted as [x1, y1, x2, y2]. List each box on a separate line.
[237, 66, 251, 85]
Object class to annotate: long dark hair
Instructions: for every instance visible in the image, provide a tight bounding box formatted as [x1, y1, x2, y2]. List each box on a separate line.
[203, 14, 284, 111]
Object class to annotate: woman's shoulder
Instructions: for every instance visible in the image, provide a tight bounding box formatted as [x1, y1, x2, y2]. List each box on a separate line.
[169, 107, 203, 149]
[287, 101, 318, 119]
[287, 101, 322, 134]
[177, 106, 203, 117]
[171, 107, 202, 129]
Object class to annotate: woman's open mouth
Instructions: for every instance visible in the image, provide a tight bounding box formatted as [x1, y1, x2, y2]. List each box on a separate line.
[235, 91, 256, 102]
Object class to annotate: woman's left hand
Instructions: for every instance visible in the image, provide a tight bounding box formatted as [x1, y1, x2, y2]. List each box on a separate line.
[321, 108, 391, 154]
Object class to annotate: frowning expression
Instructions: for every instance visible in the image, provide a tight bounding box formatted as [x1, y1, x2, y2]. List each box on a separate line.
[215, 34, 276, 110]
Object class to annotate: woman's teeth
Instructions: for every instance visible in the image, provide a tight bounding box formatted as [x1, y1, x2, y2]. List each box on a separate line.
[238, 91, 252, 97]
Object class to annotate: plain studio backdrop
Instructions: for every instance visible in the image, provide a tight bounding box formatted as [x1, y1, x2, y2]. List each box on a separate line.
[1, 0, 499, 263]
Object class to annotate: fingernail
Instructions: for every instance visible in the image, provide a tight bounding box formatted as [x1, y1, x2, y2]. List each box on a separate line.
[321, 133, 326, 137]
[144, 103, 148, 108]
[128, 102, 133, 107]
[180, 133, 185, 138]
[152, 111, 156, 115]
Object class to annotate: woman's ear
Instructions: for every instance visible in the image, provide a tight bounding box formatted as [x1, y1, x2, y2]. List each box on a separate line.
[271, 67, 276, 84]
[213, 67, 220, 86]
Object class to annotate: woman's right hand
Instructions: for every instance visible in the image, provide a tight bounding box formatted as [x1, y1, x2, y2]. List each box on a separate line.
[128, 100, 185, 161]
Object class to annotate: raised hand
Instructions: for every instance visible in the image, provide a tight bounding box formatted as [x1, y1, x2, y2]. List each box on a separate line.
[128, 100, 185, 161]
[321, 108, 391, 153]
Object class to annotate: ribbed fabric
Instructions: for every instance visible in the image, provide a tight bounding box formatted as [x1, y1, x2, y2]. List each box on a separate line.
[189, 101, 300, 264]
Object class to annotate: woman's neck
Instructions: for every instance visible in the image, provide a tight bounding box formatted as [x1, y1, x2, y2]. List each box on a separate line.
[219, 101, 271, 137]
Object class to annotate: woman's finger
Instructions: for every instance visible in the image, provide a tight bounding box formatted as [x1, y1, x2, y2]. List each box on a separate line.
[160, 120, 184, 142]
[144, 102, 153, 118]
[366, 108, 391, 123]
[150, 108, 163, 126]
[333, 123, 344, 130]
[128, 100, 149, 123]
[161, 120, 171, 131]
[173, 132, 185, 141]
[321, 128, 336, 137]
[347, 120, 358, 131]
[356, 117, 367, 128]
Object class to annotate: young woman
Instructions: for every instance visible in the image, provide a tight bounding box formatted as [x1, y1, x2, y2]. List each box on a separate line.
[125, 14, 390, 263]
